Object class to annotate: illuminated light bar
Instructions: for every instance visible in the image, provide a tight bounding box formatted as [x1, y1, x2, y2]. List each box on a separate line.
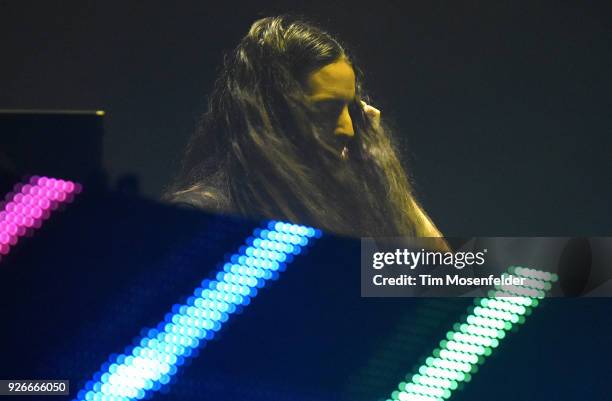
[0, 176, 81, 262]
[387, 267, 558, 401]
[74, 221, 321, 401]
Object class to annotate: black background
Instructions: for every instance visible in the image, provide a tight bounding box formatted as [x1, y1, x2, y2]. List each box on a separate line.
[1, 1, 610, 235]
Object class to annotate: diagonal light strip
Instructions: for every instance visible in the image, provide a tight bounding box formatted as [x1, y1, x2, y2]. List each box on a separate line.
[386, 267, 558, 401]
[74, 221, 321, 401]
[0, 176, 80, 261]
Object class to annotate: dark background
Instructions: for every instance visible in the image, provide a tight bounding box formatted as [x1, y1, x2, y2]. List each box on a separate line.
[1, 0, 610, 236]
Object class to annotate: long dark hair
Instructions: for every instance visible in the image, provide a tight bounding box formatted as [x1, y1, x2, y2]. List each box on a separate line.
[165, 15, 434, 237]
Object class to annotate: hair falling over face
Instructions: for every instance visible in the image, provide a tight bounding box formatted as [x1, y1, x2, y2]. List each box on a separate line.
[165, 15, 445, 240]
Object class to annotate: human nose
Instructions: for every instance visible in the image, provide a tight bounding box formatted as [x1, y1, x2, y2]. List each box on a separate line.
[334, 105, 354, 138]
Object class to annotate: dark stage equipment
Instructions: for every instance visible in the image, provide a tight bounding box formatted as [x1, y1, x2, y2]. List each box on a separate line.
[0, 189, 609, 401]
[0, 110, 105, 193]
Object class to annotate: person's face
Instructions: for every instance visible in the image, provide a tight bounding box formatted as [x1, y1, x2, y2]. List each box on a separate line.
[305, 58, 356, 139]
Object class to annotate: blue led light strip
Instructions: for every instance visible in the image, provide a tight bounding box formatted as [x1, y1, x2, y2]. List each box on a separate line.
[75, 221, 321, 401]
[387, 267, 558, 401]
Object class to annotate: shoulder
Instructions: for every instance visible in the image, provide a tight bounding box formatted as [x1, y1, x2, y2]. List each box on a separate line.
[166, 185, 231, 214]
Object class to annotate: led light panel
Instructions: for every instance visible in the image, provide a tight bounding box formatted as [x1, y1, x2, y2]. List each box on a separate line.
[0, 176, 80, 261]
[387, 268, 558, 401]
[75, 221, 321, 401]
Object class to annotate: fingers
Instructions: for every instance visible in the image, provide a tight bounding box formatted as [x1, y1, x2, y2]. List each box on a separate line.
[360, 100, 381, 127]
[360, 100, 380, 116]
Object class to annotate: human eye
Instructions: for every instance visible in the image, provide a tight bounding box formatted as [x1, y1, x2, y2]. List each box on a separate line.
[313, 100, 343, 119]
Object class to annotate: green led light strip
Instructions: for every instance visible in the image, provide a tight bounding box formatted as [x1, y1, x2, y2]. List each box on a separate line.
[387, 267, 558, 401]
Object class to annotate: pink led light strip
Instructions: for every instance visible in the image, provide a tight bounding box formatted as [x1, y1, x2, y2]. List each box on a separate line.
[0, 176, 81, 261]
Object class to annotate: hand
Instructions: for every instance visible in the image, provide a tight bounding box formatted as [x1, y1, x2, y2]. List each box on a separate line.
[360, 100, 381, 129]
